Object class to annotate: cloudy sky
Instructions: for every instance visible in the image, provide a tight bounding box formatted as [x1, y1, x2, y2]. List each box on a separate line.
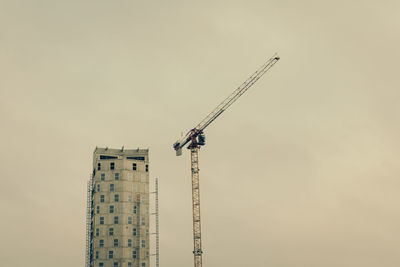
[1, 0, 399, 266]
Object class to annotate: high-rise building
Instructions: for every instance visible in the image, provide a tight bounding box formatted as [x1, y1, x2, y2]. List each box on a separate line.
[86, 147, 150, 267]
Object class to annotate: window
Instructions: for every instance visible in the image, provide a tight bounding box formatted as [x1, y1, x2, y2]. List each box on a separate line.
[142, 263, 146, 267]
[141, 217, 145, 226]
[146, 229, 149, 237]
[132, 163, 137, 171]
[97, 163, 101, 171]
[128, 239, 132, 247]
[114, 194, 119, 202]
[109, 205, 114, 213]
[100, 155, 118, 160]
[115, 173, 119, 180]
[128, 263, 132, 267]
[110, 162, 115, 170]
[99, 239, 104, 247]
[96, 228, 99, 237]
[141, 240, 145, 248]
[110, 184, 114, 192]
[114, 239, 118, 247]
[127, 156, 145, 160]
[145, 164, 148, 172]
[101, 173, 105, 181]
[96, 206, 100, 214]
[97, 184, 100, 192]
[132, 250, 137, 259]
[109, 250, 114, 259]
[99, 263, 104, 267]
[95, 251, 99, 259]
[128, 195, 132, 202]
[100, 217, 104, 225]
[133, 228, 137, 236]
[133, 205, 137, 214]
[109, 227, 114, 236]
[114, 263, 119, 267]
[114, 216, 119, 224]
[128, 216, 132, 224]
[100, 195, 105, 203]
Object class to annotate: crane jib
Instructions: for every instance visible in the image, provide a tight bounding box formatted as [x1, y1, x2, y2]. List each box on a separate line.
[199, 109, 225, 131]
[194, 56, 279, 134]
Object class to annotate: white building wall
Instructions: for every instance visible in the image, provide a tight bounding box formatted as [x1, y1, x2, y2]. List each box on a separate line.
[88, 148, 150, 267]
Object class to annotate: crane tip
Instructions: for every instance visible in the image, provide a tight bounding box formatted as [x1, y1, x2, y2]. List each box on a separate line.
[274, 57, 280, 60]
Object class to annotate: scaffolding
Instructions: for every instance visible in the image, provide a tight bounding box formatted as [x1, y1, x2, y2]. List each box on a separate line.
[150, 178, 160, 267]
[85, 174, 95, 267]
[135, 194, 141, 267]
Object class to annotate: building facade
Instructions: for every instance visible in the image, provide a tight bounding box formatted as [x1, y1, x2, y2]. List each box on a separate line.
[86, 147, 150, 267]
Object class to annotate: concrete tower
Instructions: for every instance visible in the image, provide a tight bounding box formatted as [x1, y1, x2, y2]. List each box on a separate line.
[86, 147, 150, 267]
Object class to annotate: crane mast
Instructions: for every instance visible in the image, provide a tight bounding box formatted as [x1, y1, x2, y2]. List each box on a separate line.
[173, 54, 280, 267]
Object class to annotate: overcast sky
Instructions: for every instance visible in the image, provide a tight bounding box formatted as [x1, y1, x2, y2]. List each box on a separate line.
[1, 0, 399, 266]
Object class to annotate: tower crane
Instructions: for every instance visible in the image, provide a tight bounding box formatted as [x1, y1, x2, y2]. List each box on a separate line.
[172, 54, 280, 267]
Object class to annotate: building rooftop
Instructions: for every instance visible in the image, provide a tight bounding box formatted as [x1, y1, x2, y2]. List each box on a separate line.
[93, 147, 149, 156]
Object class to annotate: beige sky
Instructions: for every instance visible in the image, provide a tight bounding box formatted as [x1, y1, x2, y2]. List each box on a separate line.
[1, 0, 399, 266]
